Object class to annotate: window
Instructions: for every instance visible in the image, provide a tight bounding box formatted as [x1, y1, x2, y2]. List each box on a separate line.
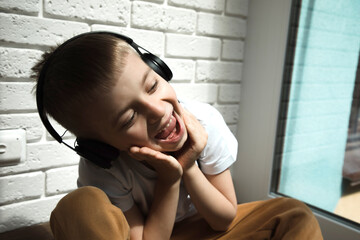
[272, 0, 360, 227]
[234, 0, 360, 238]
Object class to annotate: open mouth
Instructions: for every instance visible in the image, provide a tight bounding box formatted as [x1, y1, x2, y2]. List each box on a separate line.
[155, 112, 177, 140]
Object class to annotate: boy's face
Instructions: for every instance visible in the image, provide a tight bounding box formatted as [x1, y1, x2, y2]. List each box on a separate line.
[87, 51, 188, 153]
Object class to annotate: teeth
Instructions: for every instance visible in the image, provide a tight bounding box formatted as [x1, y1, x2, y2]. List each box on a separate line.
[167, 118, 172, 127]
[161, 118, 172, 131]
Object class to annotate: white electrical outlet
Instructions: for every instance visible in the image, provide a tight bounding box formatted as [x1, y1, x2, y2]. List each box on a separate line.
[0, 129, 26, 165]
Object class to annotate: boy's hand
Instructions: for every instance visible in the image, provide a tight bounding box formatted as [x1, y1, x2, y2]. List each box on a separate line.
[129, 146, 183, 183]
[128, 109, 207, 180]
[174, 109, 207, 171]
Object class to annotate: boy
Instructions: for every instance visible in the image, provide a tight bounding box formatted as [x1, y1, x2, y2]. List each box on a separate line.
[33, 32, 323, 240]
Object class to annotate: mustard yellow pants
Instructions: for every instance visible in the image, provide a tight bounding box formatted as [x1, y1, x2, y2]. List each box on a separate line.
[50, 186, 323, 240]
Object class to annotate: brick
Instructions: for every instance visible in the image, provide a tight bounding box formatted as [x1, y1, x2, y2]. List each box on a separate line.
[0, 172, 44, 205]
[196, 61, 242, 82]
[0, 194, 64, 232]
[226, 0, 248, 17]
[168, 0, 225, 13]
[164, 58, 195, 81]
[0, 142, 80, 176]
[91, 25, 164, 55]
[131, 2, 196, 34]
[0, 82, 36, 111]
[166, 34, 221, 59]
[44, 0, 130, 26]
[46, 166, 78, 195]
[214, 104, 239, 124]
[197, 13, 246, 38]
[0, 0, 40, 15]
[0, 13, 89, 46]
[0, 113, 43, 142]
[133, 0, 164, 3]
[222, 40, 244, 60]
[0, 47, 43, 79]
[218, 84, 241, 103]
[171, 83, 217, 103]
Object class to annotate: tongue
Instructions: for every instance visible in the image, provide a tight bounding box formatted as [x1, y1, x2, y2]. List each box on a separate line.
[155, 115, 177, 140]
[156, 128, 172, 139]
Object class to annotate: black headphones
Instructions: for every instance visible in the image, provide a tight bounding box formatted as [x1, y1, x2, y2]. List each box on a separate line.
[36, 31, 173, 169]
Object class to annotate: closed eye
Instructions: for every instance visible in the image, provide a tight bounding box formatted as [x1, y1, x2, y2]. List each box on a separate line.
[148, 80, 158, 93]
[123, 112, 136, 128]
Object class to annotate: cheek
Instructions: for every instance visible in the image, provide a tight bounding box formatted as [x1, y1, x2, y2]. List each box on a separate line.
[111, 126, 150, 150]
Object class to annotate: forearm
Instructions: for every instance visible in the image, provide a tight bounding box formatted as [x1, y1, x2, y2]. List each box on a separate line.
[183, 165, 237, 231]
[143, 179, 180, 240]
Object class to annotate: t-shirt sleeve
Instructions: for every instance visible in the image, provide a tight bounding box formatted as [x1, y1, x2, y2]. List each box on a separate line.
[193, 103, 238, 175]
[77, 158, 134, 212]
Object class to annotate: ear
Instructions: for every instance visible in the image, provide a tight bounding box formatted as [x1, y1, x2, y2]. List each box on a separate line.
[141, 53, 173, 81]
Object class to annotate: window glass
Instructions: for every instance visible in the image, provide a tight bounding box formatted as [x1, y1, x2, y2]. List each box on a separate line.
[273, 0, 360, 226]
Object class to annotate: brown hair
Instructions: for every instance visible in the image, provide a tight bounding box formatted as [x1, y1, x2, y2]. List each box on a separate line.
[32, 33, 130, 137]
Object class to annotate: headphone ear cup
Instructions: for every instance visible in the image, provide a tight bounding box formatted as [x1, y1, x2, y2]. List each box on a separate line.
[141, 53, 173, 81]
[75, 138, 119, 169]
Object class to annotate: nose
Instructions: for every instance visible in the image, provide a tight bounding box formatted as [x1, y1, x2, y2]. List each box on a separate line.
[143, 100, 165, 124]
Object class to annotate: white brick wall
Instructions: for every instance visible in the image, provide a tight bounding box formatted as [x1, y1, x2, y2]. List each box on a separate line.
[0, 83, 36, 111]
[0, 0, 248, 232]
[222, 39, 245, 60]
[226, 0, 248, 17]
[166, 34, 221, 58]
[131, 2, 196, 33]
[168, 0, 225, 13]
[197, 13, 246, 38]
[197, 61, 242, 82]
[0, 13, 89, 46]
[0, 47, 43, 79]
[46, 165, 79, 195]
[0, 172, 44, 205]
[0, 194, 65, 232]
[0, 0, 40, 15]
[44, 0, 131, 25]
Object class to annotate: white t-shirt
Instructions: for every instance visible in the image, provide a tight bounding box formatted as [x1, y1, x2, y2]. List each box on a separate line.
[77, 100, 238, 222]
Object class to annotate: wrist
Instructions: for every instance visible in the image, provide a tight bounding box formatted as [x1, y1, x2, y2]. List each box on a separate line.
[182, 162, 198, 178]
[157, 176, 181, 189]
[157, 166, 183, 184]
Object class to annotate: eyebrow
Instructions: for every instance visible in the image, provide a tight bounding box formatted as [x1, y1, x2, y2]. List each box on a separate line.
[112, 67, 152, 129]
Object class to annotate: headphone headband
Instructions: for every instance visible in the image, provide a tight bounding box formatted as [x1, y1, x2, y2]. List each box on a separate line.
[36, 31, 173, 168]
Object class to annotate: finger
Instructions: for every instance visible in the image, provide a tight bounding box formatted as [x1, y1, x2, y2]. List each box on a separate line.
[181, 109, 197, 131]
[129, 146, 172, 162]
[128, 146, 142, 160]
[182, 110, 207, 140]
